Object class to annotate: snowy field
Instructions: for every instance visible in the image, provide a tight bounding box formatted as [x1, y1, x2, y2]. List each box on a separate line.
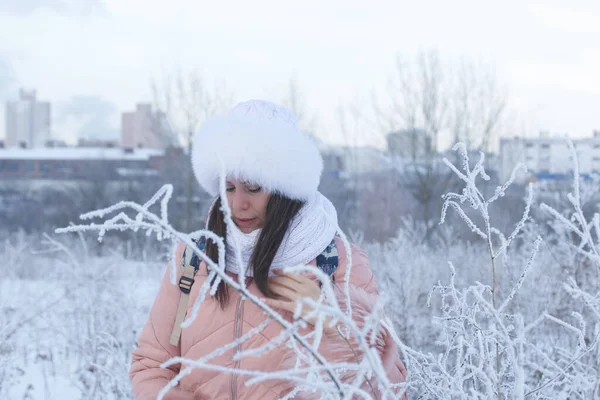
[0, 236, 166, 400]
[1, 150, 599, 399]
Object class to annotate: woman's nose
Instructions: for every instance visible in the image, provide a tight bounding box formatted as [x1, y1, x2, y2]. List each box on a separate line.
[231, 190, 250, 211]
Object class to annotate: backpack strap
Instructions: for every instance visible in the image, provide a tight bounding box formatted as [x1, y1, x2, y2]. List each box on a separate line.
[169, 237, 206, 346]
[316, 237, 339, 287]
[169, 236, 338, 346]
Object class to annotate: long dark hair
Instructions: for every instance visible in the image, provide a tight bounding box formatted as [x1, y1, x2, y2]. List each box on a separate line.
[205, 194, 304, 309]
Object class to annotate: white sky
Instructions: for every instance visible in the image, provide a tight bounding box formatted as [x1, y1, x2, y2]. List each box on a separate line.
[0, 0, 599, 148]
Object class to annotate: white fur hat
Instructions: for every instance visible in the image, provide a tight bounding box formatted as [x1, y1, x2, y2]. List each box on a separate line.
[191, 100, 323, 201]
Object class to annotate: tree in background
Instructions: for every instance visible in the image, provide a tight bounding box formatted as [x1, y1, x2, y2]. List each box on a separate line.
[379, 50, 508, 153]
[281, 78, 318, 136]
[336, 98, 369, 236]
[376, 50, 510, 242]
[150, 69, 231, 232]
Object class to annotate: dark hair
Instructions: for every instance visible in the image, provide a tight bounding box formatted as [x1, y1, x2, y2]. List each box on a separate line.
[205, 193, 304, 309]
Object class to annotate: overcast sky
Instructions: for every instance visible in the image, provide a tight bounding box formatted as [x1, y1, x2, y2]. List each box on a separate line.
[0, 0, 599, 148]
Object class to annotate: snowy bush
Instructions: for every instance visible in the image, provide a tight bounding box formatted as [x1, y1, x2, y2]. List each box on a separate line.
[370, 142, 600, 399]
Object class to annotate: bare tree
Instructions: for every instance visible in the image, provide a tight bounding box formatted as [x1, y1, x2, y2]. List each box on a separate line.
[451, 57, 507, 152]
[377, 50, 507, 154]
[281, 78, 317, 135]
[372, 50, 509, 242]
[335, 97, 405, 241]
[150, 69, 232, 232]
[335, 99, 368, 235]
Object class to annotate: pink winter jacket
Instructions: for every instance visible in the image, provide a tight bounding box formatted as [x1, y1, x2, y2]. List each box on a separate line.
[130, 237, 407, 399]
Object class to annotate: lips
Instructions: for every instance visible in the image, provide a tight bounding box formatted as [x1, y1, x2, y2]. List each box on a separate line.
[235, 217, 257, 227]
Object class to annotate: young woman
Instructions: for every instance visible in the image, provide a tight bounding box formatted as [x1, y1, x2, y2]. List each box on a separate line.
[130, 100, 406, 399]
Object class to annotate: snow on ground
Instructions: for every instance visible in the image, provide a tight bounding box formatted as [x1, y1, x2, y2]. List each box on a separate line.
[0, 223, 598, 399]
[1, 247, 164, 400]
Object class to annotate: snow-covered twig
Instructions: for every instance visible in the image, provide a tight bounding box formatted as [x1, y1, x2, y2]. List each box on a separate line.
[57, 173, 400, 399]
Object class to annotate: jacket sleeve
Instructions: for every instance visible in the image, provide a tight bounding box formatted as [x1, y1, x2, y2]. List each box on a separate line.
[130, 242, 192, 400]
[318, 244, 408, 399]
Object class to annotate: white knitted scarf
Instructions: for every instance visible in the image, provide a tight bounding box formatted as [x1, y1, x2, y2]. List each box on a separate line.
[224, 192, 338, 277]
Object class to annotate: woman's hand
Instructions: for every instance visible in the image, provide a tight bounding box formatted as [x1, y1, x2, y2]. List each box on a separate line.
[262, 271, 338, 336]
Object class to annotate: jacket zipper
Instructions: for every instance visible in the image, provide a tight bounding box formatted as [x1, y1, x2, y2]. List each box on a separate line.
[231, 295, 244, 399]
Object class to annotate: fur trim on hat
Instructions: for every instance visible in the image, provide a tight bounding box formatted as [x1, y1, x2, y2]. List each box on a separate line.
[191, 100, 323, 201]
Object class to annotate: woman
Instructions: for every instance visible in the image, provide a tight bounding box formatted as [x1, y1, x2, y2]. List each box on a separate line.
[130, 100, 407, 399]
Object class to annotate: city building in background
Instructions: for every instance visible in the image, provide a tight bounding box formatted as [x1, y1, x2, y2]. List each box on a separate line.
[44, 138, 68, 148]
[5, 89, 51, 148]
[500, 130, 600, 182]
[121, 103, 171, 149]
[0, 147, 164, 180]
[77, 138, 119, 148]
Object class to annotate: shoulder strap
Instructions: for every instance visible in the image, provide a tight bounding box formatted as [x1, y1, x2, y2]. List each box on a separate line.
[169, 237, 206, 346]
[170, 236, 337, 345]
[182, 237, 206, 272]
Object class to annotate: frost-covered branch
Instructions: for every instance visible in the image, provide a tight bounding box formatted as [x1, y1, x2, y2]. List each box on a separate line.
[389, 140, 600, 399]
[56, 172, 403, 399]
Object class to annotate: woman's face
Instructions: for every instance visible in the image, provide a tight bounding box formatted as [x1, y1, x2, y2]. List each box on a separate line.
[225, 178, 270, 233]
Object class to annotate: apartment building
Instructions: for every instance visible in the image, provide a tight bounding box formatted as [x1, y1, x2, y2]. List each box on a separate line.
[5, 89, 51, 148]
[499, 131, 600, 182]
